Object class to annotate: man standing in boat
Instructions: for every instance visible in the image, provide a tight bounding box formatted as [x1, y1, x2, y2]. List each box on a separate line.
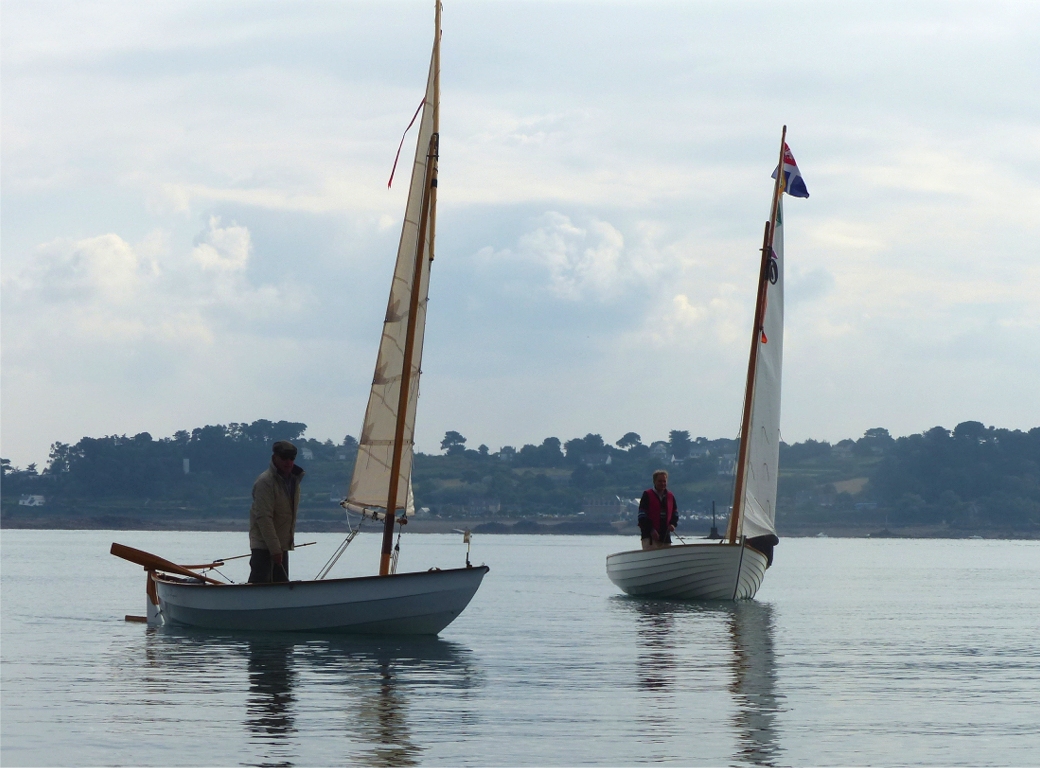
[638, 470, 678, 550]
[248, 440, 304, 583]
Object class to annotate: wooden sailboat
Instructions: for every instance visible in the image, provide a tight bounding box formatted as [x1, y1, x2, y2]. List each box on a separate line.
[606, 128, 806, 600]
[112, 3, 488, 634]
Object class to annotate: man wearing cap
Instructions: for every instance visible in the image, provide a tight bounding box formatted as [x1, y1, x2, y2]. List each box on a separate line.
[248, 440, 305, 583]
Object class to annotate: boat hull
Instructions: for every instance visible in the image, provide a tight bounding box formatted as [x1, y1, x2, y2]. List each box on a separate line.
[606, 542, 767, 600]
[154, 566, 488, 635]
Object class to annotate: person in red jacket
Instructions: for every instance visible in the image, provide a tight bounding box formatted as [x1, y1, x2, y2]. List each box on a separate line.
[638, 469, 678, 550]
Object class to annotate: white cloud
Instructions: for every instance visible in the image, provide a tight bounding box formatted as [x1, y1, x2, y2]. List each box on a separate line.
[14, 233, 155, 307]
[514, 212, 625, 300]
[191, 216, 252, 272]
[1, 215, 305, 356]
[480, 211, 721, 303]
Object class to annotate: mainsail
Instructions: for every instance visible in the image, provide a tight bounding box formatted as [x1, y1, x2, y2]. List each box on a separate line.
[730, 130, 807, 548]
[739, 197, 784, 541]
[346, 10, 440, 517]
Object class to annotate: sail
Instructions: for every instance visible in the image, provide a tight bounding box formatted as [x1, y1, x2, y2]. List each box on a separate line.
[739, 197, 784, 540]
[346, 19, 439, 517]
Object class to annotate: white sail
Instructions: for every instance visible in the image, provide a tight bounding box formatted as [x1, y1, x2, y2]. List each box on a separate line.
[346, 16, 439, 517]
[739, 197, 784, 541]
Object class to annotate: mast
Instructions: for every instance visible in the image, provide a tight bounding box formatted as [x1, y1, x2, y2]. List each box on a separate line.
[379, 2, 441, 577]
[727, 126, 787, 544]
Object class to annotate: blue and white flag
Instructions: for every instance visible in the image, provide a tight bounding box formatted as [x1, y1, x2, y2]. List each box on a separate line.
[771, 143, 809, 198]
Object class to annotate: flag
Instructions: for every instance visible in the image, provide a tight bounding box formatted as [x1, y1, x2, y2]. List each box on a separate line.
[771, 143, 809, 198]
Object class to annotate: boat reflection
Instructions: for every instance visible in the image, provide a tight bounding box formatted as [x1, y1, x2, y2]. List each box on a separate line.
[141, 629, 477, 767]
[613, 598, 782, 766]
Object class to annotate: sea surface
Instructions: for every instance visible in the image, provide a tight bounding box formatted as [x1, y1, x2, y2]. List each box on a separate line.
[2, 530, 1038, 767]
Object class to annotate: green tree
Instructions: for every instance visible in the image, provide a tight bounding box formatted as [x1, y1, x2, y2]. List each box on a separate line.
[616, 432, 641, 450]
[855, 427, 894, 455]
[953, 421, 986, 443]
[564, 434, 605, 463]
[669, 430, 693, 460]
[441, 431, 467, 456]
[47, 442, 78, 474]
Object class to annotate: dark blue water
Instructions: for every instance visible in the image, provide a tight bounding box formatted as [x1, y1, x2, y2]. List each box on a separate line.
[2, 531, 1038, 765]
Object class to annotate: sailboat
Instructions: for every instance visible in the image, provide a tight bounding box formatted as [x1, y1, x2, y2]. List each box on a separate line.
[606, 128, 807, 600]
[112, 2, 488, 634]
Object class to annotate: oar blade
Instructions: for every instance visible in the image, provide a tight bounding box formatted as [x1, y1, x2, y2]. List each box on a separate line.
[110, 542, 222, 585]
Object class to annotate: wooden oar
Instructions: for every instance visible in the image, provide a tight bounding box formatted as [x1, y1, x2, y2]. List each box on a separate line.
[110, 542, 224, 586]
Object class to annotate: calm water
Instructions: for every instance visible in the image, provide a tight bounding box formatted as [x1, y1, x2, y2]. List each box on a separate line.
[2, 530, 1038, 766]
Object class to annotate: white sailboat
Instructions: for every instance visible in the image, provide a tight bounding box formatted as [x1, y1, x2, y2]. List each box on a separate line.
[113, 3, 488, 634]
[606, 128, 807, 600]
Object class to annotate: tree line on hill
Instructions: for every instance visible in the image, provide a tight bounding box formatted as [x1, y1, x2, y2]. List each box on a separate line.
[2, 420, 1038, 534]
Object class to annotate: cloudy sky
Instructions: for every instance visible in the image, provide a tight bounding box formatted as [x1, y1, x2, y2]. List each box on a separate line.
[3, 0, 1039, 468]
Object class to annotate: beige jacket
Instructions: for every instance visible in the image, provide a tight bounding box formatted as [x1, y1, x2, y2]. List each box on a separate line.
[249, 461, 304, 556]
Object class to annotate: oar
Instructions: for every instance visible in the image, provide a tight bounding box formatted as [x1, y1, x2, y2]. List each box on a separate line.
[110, 543, 224, 586]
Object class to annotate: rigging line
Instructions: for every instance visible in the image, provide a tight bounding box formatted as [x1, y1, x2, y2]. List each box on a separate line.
[387, 98, 427, 189]
[390, 527, 404, 575]
[201, 566, 236, 584]
[316, 514, 363, 580]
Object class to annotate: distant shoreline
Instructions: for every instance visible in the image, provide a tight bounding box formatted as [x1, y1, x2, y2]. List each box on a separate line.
[1, 516, 1035, 539]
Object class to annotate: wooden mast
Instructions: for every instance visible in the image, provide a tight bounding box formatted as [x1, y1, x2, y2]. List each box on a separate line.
[727, 126, 787, 544]
[379, 2, 441, 577]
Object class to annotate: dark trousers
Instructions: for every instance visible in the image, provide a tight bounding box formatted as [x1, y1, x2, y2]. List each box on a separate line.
[248, 549, 289, 584]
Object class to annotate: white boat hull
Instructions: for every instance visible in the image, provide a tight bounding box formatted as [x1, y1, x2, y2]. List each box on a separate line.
[153, 566, 488, 635]
[606, 542, 768, 600]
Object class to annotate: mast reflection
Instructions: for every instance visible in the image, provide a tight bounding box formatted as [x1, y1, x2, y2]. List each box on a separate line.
[633, 600, 678, 692]
[244, 638, 299, 759]
[322, 636, 475, 768]
[727, 602, 782, 767]
[351, 658, 420, 767]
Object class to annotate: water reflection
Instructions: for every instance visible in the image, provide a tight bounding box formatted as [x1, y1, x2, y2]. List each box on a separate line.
[632, 600, 678, 691]
[245, 639, 298, 759]
[316, 636, 474, 768]
[728, 602, 782, 767]
[613, 599, 783, 766]
[138, 629, 477, 768]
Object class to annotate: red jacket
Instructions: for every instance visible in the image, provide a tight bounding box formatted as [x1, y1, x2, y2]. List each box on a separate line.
[638, 489, 678, 541]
